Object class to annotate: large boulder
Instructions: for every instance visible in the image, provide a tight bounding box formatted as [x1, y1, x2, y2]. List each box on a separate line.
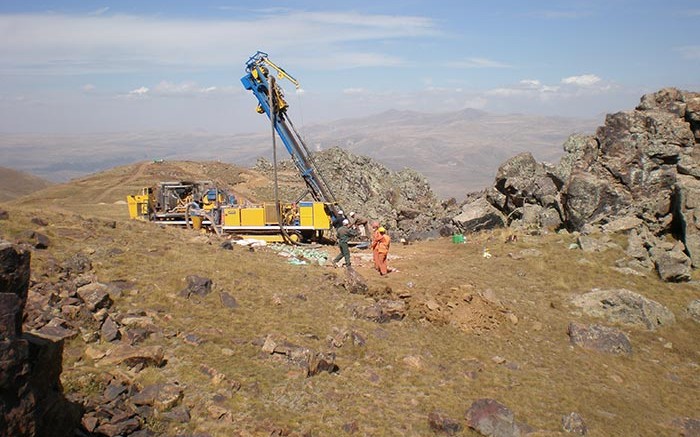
[571, 288, 675, 330]
[0, 241, 81, 436]
[567, 322, 633, 356]
[452, 197, 505, 232]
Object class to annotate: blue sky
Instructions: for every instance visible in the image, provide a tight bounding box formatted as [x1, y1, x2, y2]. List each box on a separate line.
[0, 0, 698, 133]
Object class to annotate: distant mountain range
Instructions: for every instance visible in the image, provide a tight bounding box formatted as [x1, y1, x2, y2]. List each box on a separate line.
[0, 109, 600, 199]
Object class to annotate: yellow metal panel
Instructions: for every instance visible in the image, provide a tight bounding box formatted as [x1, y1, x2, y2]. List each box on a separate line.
[240, 207, 265, 226]
[299, 205, 314, 226]
[222, 208, 241, 226]
[313, 203, 331, 229]
[126, 194, 150, 220]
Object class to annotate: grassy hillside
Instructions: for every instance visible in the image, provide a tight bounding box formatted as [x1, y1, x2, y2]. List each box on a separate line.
[0, 166, 52, 201]
[8, 160, 289, 220]
[1, 163, 698, 436]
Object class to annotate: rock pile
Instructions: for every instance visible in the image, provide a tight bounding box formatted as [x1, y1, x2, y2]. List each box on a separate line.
[0, 241, 81, 436]
[256, 147, 459, 240]
[456, 88, 700, 281]
[15, 240, 183, 435]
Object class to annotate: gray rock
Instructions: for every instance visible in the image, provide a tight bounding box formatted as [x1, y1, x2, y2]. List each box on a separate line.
[77, 282, 113, 312]
[567, 322, 633, 356]
[465, 398, 531, 437]
[428, 410, 462, 435]
[562, 412, 588, 435]
[343, 267, 368, 294]
[100, 316, 121, 342]
[688, 299, 700, 322]
[180, 275, 213, 298]
[32, 324, 78, 341]
[350, 299, 406, 323]
[571, 288, 675, 330]
[602, 215, 642, 233]
[453, 197, 505, 232]
[676, 174, 700, 267]
[651, 245, 692, 282]
[30, 217, 48, 226]
[539, 207, 563, 229]
[98, 345, 165, 368]
[219, 291, 238, 309]
[670, 417, 700, 437]
[625, 229, 653, 267]
[131, 383, 184, 411]
[577, 235, 609, 253]
[20, 231, 50, 249]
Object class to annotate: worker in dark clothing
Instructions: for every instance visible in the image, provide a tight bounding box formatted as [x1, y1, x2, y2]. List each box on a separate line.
[331, 209, 346, 229]
[348, 211, 371, 239]
[333, 219, 358, 267]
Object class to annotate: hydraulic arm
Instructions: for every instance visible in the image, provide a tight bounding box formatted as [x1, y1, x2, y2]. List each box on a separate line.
[241, 51, 340, 211]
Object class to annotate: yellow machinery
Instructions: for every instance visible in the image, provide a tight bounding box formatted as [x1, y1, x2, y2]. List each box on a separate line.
[127, 181, 334, 243]
[219, 201, 331, 242]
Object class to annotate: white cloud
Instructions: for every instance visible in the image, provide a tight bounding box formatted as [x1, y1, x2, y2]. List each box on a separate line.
[88, 7, 110, 16]
[0, 11, 437, 75]
[675, 45, 700, 60]
[343, 88, 366, 95]
[447, 57, 512, 69]
[561, 74, 601, 87]
[128, 86, 149, 96]
[486, 79, 560, 97]
[123, 81, 237, 98]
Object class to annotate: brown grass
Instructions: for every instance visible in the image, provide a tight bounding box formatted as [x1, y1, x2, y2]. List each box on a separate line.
[1, 165, 698, 436]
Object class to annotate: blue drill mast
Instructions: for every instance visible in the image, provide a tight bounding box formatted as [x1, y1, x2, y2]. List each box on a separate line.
[241, 51, 342, 220]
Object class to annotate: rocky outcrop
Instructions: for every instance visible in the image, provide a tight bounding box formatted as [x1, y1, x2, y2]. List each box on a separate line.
[464, 88, 700, 282]
[257, 147, 459, 240]
[0, 241, 81, 436]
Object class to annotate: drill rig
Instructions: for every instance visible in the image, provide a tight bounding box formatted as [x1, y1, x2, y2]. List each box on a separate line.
[127, 52, 343, 243]
[240, 51, 343, 219]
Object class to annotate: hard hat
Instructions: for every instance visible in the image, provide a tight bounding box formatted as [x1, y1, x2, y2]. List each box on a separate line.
[349, 211, 356, 217]
[378, 227, 386, 233]
[342, 219, 349, 225]
[338, 210, 344, 215]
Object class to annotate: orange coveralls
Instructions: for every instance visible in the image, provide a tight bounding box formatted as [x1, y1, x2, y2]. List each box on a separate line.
[376, 233, 391, 275]
[371, 229, 382, 271]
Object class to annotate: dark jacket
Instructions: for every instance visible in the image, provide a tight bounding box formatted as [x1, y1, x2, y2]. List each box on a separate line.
[336, 225, 357, 244]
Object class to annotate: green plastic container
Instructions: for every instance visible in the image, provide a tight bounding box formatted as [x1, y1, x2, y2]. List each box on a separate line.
[452, 233, 465, 244]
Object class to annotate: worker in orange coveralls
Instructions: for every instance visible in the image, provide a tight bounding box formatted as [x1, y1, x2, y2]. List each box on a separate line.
[370, 221, 381, 271]
[376, 227, 391, 276]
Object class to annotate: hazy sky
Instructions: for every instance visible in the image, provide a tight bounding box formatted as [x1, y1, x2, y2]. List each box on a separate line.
[0, 0, 698, 133]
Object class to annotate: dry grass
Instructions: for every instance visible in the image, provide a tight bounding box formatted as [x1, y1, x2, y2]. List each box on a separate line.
[0, 166, 52, 202]
[1, 166, 699, 436]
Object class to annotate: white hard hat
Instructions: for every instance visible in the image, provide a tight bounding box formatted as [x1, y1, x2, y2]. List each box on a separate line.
[338, 210, 344, 215]
[349, 211, 356, 217]
[342, 219, 349, 225]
